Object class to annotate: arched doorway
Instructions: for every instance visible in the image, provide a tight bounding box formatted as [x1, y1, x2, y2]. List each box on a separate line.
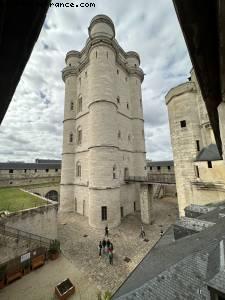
[45, 190, 58, 201]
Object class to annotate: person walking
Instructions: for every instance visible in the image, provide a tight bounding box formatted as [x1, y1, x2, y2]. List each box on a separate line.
[105, 225, 109, 237]
[109, 249, 113, 265]
[98, 241, 102, 257]
[140, 224, 145, 238]
[102, 238, 106, 254]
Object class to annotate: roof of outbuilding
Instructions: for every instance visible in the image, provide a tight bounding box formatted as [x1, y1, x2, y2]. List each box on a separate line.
[147, 160, 174, 167]
[195, 144, 222, 161]
[0, 162, 61, 170]
[112, 217, 225, 300]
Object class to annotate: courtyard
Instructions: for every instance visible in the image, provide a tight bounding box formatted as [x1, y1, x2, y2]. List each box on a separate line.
[0, 196, 178, 299]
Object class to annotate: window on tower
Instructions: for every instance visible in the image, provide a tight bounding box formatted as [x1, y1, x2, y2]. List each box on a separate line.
[180, 120, 186, 128]
[78, 96, 82, 113]
[77, 127, 82, 145]
[118, 130, 121, 139]
[70, 101, 74, 110]
[117, 96, 120, 104]
[76, 162, 81, 177]
[69, 133, 73, 143]
[113, 165, 116, 179]
[127, 103, 129, 109]
[101, 206, 107, 221]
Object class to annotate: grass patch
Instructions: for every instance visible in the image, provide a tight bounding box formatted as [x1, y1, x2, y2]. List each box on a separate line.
[0, 187, 48, 212]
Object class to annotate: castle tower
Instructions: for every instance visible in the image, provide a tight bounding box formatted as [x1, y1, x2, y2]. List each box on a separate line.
[60, 15, 146, 228]
[166, 69, 216, 215]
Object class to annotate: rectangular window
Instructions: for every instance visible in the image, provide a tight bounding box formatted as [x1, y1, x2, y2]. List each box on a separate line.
[195, 166, 200, 178]
[120, 207, 124, 218]
[101, 206, 107, 221]
[196, 140, 200, 151]
[55, 169, 58, 172]
[24, 169, 27, 173]
[46, 169, 49, 172]
[208, 161, 212, 168]
[157, 166, 161, 171]
[134, 202, 136, 212]
[150, 166, 152, 171]
[180, 120, 186, 128]
[167, 166, 171, 171]
[35, 169, 37, 173]
[9, 169, 13, 173]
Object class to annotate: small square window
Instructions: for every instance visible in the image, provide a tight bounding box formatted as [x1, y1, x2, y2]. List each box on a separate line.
[167, 166, 171, 170]
[35, 169, 37, 173]
[180, 120, 186, 128]
[55, 169, 58, 172]
[9, 169, 13, 173]
[24, 169, 27, 173]
[46, 169, 49, 172]
[157, 166, 161, 171]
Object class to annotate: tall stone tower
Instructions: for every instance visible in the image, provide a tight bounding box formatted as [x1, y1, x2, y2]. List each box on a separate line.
[166, 69, 216, 215]
[60, 15, 146, 228]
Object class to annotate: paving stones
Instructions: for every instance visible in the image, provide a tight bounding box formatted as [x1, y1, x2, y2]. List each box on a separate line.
[58, 196, 178, 295]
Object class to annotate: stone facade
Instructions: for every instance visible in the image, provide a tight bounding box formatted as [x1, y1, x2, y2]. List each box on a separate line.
[0, 161, 61, 187]
[166, 69, 225, 216]
[60, 15, 146, 228]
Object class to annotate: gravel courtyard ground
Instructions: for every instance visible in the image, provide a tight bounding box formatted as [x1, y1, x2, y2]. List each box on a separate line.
[0, 196, 178, 300]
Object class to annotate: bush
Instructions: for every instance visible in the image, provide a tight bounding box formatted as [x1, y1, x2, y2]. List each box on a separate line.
[49, 239, 60, 254]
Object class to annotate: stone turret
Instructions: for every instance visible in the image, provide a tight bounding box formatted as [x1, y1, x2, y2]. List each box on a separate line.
[60, 15, 146, 228]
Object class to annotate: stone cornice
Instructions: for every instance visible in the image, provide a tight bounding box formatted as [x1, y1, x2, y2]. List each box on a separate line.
[62, 36, 144, 82]
[165, 82, 197, 105]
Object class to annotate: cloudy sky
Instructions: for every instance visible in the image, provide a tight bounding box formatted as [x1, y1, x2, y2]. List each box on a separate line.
[0, 0, 192, 162]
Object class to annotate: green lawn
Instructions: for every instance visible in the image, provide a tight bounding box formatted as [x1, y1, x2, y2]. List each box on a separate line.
[0, 187, 48, 212]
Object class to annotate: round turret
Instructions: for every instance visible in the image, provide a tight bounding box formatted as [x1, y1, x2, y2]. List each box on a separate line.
[126, 51, 140, 67]
[88, 14, 115, 39]
[65, 50, 80, 67]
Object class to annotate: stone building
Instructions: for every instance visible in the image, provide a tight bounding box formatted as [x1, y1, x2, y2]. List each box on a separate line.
[60, 15, 146, 228]
[166, 69, 225, 216]
[0, 160, 61, 187]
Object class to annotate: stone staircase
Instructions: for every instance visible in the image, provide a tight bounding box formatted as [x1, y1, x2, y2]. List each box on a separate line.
[0, 224, 53, 264]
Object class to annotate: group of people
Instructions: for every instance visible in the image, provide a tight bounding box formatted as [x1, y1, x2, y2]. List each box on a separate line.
[98, 226, 114, 265]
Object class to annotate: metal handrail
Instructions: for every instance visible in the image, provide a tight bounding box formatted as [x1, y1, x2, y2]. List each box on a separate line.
[0, 224, 53, 247]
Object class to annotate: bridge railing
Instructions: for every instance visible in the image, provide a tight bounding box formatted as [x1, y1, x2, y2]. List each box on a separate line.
[125, 173, 176, 184]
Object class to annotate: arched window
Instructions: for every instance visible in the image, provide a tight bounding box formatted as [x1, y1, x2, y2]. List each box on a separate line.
[118, 130, 121, 139]
[76, 161, 81, 177]
[77, 126, 82, 145]
[117, 96, 120, 104]
[69, 133, 73, 143]
[113, 165, 116, 179]
[70, 101, 74, 110]
[78, 96, 82, 113]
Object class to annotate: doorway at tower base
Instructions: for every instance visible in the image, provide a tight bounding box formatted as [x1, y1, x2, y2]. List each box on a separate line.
[140, 184, 154, 224]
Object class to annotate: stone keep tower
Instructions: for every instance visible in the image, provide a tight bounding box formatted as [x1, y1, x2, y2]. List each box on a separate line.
[166, 69, 216, 216]
[60, 15, 146, 228]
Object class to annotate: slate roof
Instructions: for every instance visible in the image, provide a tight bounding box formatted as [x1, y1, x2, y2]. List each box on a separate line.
[147, 160, 174, 167]
[0, 162, 61, 170]
[208, 270, 225, 294]
[195, 144, 222, 161]
[112, 218, 225, 300]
